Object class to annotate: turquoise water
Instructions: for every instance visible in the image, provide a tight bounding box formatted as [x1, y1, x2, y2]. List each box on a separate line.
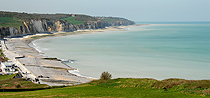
[33, 22, 210, 80]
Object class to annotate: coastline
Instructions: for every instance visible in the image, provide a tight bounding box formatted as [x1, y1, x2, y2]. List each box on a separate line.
[23, 25, 138, 44]
[30, 23, 210, 80]
[2, 25, 138, 86]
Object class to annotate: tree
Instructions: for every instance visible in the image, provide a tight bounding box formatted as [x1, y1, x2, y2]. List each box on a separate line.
[100, 71, 112, 80]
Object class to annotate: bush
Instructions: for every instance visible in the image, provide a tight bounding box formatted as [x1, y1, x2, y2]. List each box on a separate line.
[15, 83, 21, 88]
[203, 89, 210, 95]
[16, 84, 21, 88]
[100, 71, 112, 80]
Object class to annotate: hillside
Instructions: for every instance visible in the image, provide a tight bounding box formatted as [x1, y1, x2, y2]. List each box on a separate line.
[0, 77, 210, 97]
[0, 74, 48, 90]
[0, 11, 135, 39]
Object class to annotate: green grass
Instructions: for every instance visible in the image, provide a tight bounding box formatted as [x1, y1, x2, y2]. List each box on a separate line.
[0, 74, 48, 89]
[0, 78, 48, 89]
[0, 74, 16, 81]
[103, 19, 113, 23]
[0, 49, 8, 62]
[0, 78, 209, 97]
[0, 17, 23, 29]
[0, 84, 202, 98]
[61, 17, 84, 25]
[0, 85, 201, 98]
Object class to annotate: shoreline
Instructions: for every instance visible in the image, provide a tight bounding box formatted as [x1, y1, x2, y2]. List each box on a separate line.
[2, 25, 139, 86]
[27, 25, 138, 80]
[23, 25, 139, 44]
[28, 23, 210, 81]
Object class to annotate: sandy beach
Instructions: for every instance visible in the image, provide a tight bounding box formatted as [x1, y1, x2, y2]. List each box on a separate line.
[1, 25, 136, 86]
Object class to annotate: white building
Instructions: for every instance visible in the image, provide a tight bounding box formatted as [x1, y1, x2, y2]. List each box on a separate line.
[0, 61, 18, 75]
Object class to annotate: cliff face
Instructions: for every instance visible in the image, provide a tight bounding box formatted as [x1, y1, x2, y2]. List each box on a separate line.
[0, 18, 135, 39]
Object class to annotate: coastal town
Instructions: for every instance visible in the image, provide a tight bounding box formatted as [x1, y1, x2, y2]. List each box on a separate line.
[0, 37, 91, 86]
[0, 11, 135, 86]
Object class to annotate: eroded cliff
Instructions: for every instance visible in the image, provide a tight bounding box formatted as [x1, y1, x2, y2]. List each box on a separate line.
[0, 11, 135, 39]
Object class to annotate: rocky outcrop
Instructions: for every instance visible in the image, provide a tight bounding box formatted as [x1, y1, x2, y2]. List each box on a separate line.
[0, 18, 135, 39]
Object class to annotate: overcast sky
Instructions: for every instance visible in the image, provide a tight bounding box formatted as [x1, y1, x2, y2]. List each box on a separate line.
[0, 0, 210, 22]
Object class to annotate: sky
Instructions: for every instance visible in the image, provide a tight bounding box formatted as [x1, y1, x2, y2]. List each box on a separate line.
[0, 0, 210, 22]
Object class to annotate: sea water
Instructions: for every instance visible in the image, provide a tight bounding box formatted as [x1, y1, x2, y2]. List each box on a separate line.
[32, 22, 210, 80]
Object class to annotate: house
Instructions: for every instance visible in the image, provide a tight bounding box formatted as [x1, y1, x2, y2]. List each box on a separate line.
[0, 61, 18, 75]
[71, 14, 75, 17]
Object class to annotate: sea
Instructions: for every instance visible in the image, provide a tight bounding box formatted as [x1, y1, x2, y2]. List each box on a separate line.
[31, 22, 210, 80]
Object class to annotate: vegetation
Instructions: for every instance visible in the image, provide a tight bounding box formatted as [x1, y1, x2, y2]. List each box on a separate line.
[103, 19, 113, 23]
[74, 15, 98, 22]
[0, 11, 68, 21]
[0, 49, 9, 62]
[61, 17, 84, 25]
[0, 17, 22, 29]
[103, 17, 130, 22]
[0, 78, 48, 89]
[0, 74, 16, 81]
[100, 71, 112, 80]
[74, 15, 133, 23]
[0, 78, 209, 97]
[0, 11, 134, 31]
[0, 74, 48, 89]
[0, 11, 69, 21]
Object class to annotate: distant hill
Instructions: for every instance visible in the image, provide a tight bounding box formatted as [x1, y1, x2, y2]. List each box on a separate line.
[0, 11, 135, 39]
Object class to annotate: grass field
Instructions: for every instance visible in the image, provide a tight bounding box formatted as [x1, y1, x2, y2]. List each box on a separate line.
[103, 19, 113, 23]
[0, 74, 48, 89]
[0, 78, 209, 97]
[0, 74, 16, 81]
[61, 17, 84, 25]
[0, 84, 202, 98]
[0, 49, 8, 62]
[0, 17, 22, 29]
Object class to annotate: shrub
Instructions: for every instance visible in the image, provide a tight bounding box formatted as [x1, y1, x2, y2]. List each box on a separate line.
[14, 82, 21, 88]
[100, 71, 112, 80]
[203, 89, 210, 95]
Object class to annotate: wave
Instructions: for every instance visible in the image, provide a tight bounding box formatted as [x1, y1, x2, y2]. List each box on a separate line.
[29, 41, 42, 53]
[68, 69, 97, 80]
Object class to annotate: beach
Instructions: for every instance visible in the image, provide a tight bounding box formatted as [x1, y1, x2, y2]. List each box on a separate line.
[1, 25, 136, 86]
[32, 23, 210, 80]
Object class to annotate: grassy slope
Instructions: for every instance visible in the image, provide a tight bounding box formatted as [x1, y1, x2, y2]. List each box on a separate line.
[0, 17, 22, 29]
[0, 78, 209, 97]
[0, 74, 48, 89]
[0, 49, 8, 61]
[0, 74, 16, 81]
[61, 17, 84, 25]
[102, 17, 129, 23]
[103, 19, 113, 23]
[0, 85, 200, 98]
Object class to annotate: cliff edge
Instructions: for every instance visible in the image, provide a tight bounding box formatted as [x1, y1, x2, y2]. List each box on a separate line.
[0, 11, 135, 39]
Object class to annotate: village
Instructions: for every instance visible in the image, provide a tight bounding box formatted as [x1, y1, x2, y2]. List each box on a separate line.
[0, 37, 90, 86]
[0, 40, 15, 75]
[0, 39, 40, 83]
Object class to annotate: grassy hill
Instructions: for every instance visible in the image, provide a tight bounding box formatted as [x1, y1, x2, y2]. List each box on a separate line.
[0, 11, 135, 30]
[0, 74, 48, 89]
[0, 77, 209, 97]
[102, 17, 131, 23]
[61, 17, 84, 25]
[0, 17, 22, 29]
